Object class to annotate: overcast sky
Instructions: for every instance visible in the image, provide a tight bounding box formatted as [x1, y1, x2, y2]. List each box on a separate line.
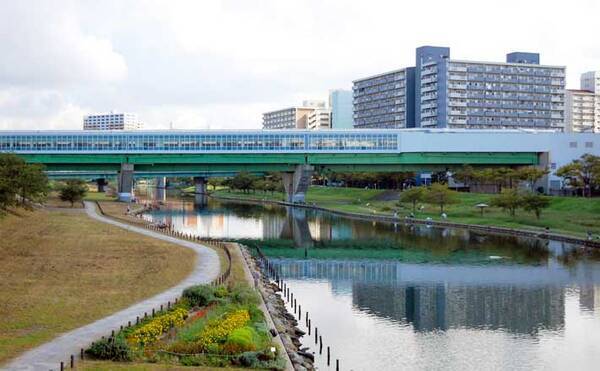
[1, 0, 599, 131]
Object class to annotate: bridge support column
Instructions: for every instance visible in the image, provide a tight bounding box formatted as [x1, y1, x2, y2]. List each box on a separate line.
[117, 163, 134, 202]
[96, 178, 106, 193]
[156, 177, 167, 189]
[282, 165, 314, 203]
[194, 177, 207, 194]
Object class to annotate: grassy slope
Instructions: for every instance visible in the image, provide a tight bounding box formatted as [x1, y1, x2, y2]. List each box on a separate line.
[0, 208, 196, 365]
[213, 186, 600, 238]
[78, 361, 250, 371]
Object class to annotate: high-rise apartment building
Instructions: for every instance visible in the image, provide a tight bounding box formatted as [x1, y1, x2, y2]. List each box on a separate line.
[352, 68, 416, 129]
[565, 90, 597, 132]
[83, 112, 142, 130]
[564, 71, 600, 133]
[262, 100, 326, 129]
[307, 109, 332, 130]
[416, 47, 565, 130]
[329, 90, 354, 129]
[352, 46, 566, 131]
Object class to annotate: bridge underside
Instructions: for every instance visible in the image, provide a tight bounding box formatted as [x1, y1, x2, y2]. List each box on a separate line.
[23, 152, 540, 202]
[24, 152, 539, 173]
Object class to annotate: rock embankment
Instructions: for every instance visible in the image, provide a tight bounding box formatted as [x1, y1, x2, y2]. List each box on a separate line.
[241, 247, 315, 371]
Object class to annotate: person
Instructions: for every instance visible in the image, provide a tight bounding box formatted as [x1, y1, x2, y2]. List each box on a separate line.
[588, 231, 594, 241]
[393, 211, 398, 218]
[441, 212, 447, 219]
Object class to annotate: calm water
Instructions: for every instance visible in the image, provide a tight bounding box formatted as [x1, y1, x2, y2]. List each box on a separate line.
[140, 192, 600, 371]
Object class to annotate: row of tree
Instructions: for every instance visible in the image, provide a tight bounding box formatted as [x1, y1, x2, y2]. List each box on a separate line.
[398, 183, 551, 219]
[0, 153, 48, 214]
[452, 166, 548, 193]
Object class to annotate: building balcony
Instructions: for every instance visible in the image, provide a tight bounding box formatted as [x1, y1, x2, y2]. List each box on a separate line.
[421, 84, 437, 93]
[421, 76, 437, 84]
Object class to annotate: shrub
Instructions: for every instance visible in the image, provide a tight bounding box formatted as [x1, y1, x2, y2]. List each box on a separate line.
[183, 285, 216, 307]
[214, 286, 228, 298]
[222, 326, 257, 354]
[230, 284, 260, 306]
[85, 337, 132, 361]
[247, 305, 265, 323]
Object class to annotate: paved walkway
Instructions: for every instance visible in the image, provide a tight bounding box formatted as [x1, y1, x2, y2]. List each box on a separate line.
[4, 202, 220, 371]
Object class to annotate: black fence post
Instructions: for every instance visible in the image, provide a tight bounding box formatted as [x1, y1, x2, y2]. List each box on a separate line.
[70, 354, 74, 368]
[336, 359, 340, 371]
[80, 348, 84, 360]
[319, 336, 323, 354]
[327, 346, 331, 365]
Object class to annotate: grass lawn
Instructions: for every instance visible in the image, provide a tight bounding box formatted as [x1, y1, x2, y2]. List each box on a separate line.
[212, 186, 600, 238]
[0, 208, 197, 365]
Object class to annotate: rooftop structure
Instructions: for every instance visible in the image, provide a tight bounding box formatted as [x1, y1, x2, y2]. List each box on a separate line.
[262, 100, 327, 130]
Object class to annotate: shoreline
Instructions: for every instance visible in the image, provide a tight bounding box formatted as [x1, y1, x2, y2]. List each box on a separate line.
[201, 192, 600, 249]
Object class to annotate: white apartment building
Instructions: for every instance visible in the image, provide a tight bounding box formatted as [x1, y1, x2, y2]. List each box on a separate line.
[564, 72, 600, 133]
[83, 112, 143, 130]
[262, 100, 327, 129]
[565, 90, 597, 132]
[307, 109, 332, 130]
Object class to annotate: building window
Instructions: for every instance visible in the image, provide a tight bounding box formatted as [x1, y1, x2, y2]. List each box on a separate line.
[569, 142, 577, 148]
[585, 142, 593, 148]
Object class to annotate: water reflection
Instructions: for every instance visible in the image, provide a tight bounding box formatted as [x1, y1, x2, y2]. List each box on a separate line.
[139, 194, 600, 370]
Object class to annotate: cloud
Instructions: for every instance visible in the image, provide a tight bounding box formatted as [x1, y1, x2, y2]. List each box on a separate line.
[0, 1, 127, 88]
[0, 0, 598, 131]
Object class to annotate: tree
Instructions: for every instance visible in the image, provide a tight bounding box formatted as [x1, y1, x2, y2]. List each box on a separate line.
[521, 192, 550, 219]
[517, 167, 549, 192]
[399, 186, 426, 213]
[490, 188, 522, 217]
[207, 177, 222, 191]
[16, 163, 49, 207]
[231, 172, 255, 193]
[425, 183, 459, 213]
[556, 154, 600, 197]
[452, 165, 476, 188]
[0, 154, 48, 213]
[59, 179, 88, 207]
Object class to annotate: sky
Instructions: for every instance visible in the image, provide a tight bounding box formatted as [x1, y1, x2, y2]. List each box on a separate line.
[1, 0, 599, 131]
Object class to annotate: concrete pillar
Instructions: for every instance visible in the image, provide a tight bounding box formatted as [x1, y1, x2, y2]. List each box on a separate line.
[156, 177, 167, 189]
[117, 163, 134, 202]
[194, 177, 206, 194]
[96, 178, 106, 193]
[193, 177, 207, 206]
[282, 165, 314, 203]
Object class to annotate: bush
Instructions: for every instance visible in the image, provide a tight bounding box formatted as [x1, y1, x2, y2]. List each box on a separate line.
[183, 285, 216, 307]
[230, 284, 260, 306]
[214, 286, 228, 298]
[85, 337, 132, 361]
[222, 326, 257, 354]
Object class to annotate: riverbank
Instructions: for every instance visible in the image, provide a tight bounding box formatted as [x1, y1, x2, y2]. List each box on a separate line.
[0, 205, 197, 366]
[207, 186, 600, 247]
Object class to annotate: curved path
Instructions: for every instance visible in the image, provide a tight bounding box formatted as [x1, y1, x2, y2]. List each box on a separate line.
[4, 202, 220, 371]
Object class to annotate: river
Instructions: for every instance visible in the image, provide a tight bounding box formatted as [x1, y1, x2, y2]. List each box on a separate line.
[139, 192, 600, 371]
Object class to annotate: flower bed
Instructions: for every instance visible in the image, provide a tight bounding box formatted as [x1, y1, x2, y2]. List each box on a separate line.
[85, 284, 285, 370]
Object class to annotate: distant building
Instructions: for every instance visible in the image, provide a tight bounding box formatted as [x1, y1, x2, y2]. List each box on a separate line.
[565, 90, 597, 132]
[581, 71, 600, 93]
[416, 47, 565, 130]
[352, 46, 566, 131]
[83, 112, 142, 130]
[329, 90, 354, 129]
[564, 71, 600, 133]
[307, 109, 331, 130]
[352, 68, 416, 129]
[262, 100, 327, 130]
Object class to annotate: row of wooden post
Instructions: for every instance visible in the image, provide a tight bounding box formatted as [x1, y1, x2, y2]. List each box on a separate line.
[256, 247, 341, 371]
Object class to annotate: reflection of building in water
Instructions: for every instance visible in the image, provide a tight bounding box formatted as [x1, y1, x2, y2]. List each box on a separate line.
[579, 286, 600, 312]
[262, 213, 287, 239]
[353, 283, 565, 334]
[308, 216, 332, 241]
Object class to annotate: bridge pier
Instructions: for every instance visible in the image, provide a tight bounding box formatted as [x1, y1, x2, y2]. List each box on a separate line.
[156, 176, 167, 189]
[193, 176, 207, 205]
[96, 178, 106, 193]
[282, 165, 313, 203]
[117, 163, 134, 202]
